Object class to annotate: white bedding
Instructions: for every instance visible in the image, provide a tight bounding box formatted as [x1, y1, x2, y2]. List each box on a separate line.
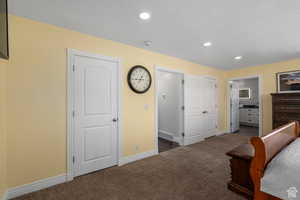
[261, 138, 300, 200]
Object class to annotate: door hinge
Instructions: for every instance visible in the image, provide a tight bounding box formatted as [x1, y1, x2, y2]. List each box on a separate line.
[72, 156, 75, 164]
[72, 110, 75, 118]
[181, 80, 184, 84]
[181, 106, 185, 110]
[72, 64, 75, 72]
[182, 132, 185, 137]
[215, 84, 217, 88]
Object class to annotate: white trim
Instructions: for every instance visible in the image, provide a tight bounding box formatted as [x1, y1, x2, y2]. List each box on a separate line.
[184, 130, 226, 145]
[227, 75, 263, 136]
[183, 135, 205, 146]
[67, 49, 123, 180]
[215, 131, 228, 136]
[158, 132, 173, 141]
[154, 68, 159, 154]
[1, 191, 8, 200]
[158, 129, 174, 140]
[119, 150, 158, 166]
[155, 66, 185, 153]
[158, 130, 183, 145]
[6, 174, 67, 199]
[117, 60, 123, 166]
[155, 66, 184, 74]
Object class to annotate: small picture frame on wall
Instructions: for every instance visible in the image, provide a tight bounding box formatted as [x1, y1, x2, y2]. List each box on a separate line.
[277, 70, 300, 93]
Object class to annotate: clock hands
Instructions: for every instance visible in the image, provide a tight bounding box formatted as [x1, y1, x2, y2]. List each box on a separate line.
[132, 75, 145, 81]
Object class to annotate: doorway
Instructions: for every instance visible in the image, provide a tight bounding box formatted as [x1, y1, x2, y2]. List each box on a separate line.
[228, 76, 262, 137]
[67, 49, 121, 180]
[156, 67, 184, 153]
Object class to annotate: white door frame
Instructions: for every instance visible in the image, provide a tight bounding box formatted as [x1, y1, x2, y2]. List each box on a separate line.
[227, 75, 263, 136]
[155, 66, 185, 153]
[67, 49, 123, 181]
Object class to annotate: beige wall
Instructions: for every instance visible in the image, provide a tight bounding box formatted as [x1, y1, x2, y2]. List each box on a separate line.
[0, 59, 7, 198]
[225, 59, 300, 135]
[5, 15, 227, 188]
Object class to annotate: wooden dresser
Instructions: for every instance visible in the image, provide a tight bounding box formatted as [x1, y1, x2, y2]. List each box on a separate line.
[271, 93, 300, 129]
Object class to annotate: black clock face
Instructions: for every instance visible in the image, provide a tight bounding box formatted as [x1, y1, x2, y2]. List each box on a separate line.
[127, 66, 152, 93]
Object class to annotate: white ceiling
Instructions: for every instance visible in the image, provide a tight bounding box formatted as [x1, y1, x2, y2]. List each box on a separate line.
[8, 0, 300, 70]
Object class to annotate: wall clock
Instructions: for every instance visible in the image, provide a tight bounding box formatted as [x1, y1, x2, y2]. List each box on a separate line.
[127, 65, 152, 94]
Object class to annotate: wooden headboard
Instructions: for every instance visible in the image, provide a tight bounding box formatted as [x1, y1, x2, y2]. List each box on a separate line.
[250, 121, 300, 200]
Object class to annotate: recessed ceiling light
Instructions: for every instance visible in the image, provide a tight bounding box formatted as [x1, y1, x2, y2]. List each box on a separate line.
[234, 56, 243, 60]
[139, 12, 151, 20]
[144, 40, 152, 46]
[203, 42, 212, 47]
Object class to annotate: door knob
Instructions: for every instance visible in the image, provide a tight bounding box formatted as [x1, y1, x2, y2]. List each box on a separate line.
[112, 118, 118, 122]
[202, 111, 208, 114]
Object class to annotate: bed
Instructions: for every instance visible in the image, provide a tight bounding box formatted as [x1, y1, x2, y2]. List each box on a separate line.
[250, 121, 300, 200]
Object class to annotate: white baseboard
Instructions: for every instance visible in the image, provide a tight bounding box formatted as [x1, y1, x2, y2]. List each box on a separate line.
[159, 130, 183, 145]
[158, 130, 174, 141]
[183, 130, 230, 146]
[215, 130, 228, 136]
[1, 191, 8, 200]
[6, 150, 158, 199]
[158, 134, 173, 142]
[183, 135, 205, 146]
[119, 149, 158, 166]
[7, 174, 67, 199]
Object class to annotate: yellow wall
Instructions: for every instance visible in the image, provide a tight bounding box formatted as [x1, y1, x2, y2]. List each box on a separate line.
[225, 59, 300, 135]
[6, 15, 227, 188]
[0, 59, 7, 198]
[6, 14, 299, 190]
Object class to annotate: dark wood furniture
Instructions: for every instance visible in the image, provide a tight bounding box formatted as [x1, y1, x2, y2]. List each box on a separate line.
[226, 143, 254, 198]
[250, 121, 300, 200]
[272, 93, 300, 129]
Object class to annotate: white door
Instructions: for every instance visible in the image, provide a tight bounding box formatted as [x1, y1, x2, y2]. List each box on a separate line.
[74, 54, 118, 177]
[230, 82, 240, 132]
[202, 77, 218, 137]
[184, 75, 218, 145]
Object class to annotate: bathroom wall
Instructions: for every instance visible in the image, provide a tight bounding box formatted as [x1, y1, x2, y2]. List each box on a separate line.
[158, 71, 183, 142]
[236, 78, 259, 105]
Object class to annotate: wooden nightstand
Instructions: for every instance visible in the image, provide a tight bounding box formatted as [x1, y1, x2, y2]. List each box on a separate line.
[226, 143, 254, 199]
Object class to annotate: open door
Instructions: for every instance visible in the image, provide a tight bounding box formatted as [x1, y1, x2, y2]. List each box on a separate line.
[230, 82, 240, 133]
[184, 75, 218, 145]
[157, 70, 184, 146]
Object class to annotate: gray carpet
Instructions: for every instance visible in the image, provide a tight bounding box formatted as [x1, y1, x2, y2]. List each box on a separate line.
[158, 138, 179, 153]
[13, 134, 250, 200]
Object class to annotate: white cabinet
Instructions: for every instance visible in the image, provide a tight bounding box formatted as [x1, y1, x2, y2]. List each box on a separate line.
[239, 108, 259, 127]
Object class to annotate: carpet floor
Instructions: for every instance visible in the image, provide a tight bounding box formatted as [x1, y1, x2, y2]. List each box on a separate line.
[13, 134, 250, 200]
[158, 138, 179, 153]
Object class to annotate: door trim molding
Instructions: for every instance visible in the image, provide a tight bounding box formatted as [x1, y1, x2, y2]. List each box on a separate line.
[227, 75, 263, 136]
[67, 49, 123, 181]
